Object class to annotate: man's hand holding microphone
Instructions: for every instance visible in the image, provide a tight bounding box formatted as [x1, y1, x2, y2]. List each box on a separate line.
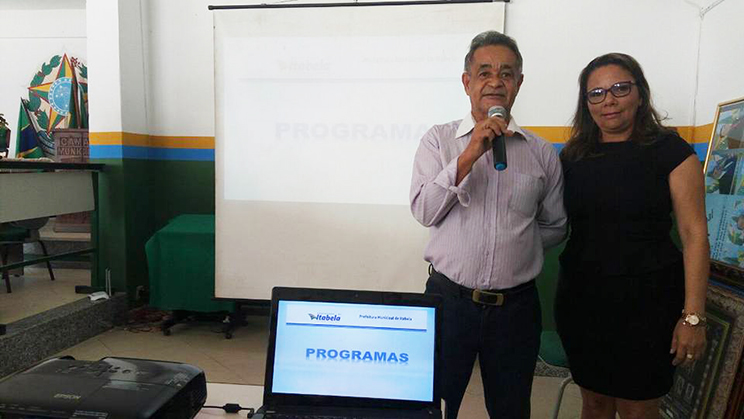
[455, 105, 512, 185]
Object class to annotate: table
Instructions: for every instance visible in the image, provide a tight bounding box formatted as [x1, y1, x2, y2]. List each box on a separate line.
[197, 383, 263, 418]
[0, 166, 97, 223]
[146, 214, 234, 313]
[0, 161, 103, 298]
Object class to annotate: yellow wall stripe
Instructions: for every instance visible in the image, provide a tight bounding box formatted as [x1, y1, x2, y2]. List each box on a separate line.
[91, 126, 712, 150]
[89, 132, 215, 149]
[692, 123, 713, 143]
[526, 125, 713, 144]
[89, 132, 125, 145]
[523, 126, 571, 143]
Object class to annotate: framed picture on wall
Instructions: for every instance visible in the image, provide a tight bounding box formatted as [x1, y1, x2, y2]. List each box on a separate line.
[704, 97, 744, 291]
[660, 284, 744, 419]
[724, 352, 744, 418]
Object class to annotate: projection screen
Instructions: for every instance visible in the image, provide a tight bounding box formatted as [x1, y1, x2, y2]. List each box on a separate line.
[214, 1, 505, 300]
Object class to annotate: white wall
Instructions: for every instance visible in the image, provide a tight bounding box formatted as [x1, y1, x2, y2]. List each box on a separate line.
[506, 0, 699, 128]
[86, 0, 149, 137]
[3, 0, 739, 145]
[86, 0, 123, 136]
[117, 0, 148, 135]
[695, 0, 744, 127]
[0, 2, 86, 157]
[142, 0, 220, 137]
[138, 0, 706, 139]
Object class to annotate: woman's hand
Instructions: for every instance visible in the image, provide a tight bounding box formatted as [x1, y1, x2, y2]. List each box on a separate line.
[670, 319, 707, 366]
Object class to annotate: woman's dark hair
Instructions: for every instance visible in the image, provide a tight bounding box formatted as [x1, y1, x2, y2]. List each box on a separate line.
[561, 53, 673, 161]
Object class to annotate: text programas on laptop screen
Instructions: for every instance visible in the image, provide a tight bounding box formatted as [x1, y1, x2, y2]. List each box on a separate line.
[272, 301, 436, 402]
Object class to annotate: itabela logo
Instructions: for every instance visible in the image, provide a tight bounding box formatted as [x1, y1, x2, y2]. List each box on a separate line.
[308, 313, 341, 322]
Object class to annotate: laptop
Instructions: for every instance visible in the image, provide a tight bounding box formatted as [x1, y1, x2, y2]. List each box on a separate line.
[253, 287, 443, 419]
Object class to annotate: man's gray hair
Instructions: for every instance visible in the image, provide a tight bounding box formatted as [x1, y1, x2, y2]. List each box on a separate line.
[464, 31, 523, 73]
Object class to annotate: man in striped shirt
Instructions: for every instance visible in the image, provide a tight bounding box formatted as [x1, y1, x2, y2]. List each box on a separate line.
[409, 31, 567, 418]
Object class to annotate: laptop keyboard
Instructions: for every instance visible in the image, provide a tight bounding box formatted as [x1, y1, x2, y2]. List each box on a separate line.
[264, 415, 340, 419]
[264, 415, 397, 419]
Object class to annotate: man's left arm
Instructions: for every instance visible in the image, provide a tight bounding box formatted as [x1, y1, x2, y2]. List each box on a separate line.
[536, 145, 567, 248]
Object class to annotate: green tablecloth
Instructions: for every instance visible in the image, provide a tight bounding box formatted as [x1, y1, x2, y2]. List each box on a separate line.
[146, 214, 233, 312]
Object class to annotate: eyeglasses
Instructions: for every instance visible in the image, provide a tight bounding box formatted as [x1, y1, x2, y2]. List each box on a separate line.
[586, 81, 636, 104]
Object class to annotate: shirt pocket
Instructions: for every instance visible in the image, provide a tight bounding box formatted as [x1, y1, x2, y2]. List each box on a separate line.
[507, 172, 543, 218]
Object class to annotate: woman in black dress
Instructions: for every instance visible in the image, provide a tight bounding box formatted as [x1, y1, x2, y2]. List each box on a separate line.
[556, 53, 709, 418]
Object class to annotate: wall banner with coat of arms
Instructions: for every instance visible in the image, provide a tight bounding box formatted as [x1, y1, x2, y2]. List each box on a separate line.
[16, 54, 88, 158]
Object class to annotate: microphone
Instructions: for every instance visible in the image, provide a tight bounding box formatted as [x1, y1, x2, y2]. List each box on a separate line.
[488, 105, 508, 171]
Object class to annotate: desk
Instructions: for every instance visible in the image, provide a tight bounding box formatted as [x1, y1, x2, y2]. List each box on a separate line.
[197, 383, 263, 418]
[0, 161, 103, 295]
[0, 165, 97, 223]
[146, 214, 234, 313]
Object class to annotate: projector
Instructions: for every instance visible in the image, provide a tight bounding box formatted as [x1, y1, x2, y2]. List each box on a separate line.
[0, 356, 207, 418]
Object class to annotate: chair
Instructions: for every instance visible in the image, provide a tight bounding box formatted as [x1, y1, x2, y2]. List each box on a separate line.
[539, 330, 574, 419]
[0, 217, 55, 293]
[0, 127, 9, 158]
[535, 242, 574, 418]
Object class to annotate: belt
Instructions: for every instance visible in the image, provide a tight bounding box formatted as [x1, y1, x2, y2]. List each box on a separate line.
[428, 264, 535, 306]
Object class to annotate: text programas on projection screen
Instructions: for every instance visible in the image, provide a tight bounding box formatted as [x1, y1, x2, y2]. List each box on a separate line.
[213, 1, 505, 299]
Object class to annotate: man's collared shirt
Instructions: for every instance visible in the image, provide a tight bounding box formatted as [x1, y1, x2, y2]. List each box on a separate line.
[410, 112, 567, 290]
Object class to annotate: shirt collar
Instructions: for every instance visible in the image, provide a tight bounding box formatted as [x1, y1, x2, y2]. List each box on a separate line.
[455, 111, 526, 140]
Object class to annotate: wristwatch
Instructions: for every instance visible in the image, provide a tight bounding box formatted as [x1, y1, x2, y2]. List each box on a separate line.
[681, 311, 707, 327]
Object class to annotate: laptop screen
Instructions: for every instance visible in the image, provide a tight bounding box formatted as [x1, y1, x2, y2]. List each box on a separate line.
[271, 300, 437, 402]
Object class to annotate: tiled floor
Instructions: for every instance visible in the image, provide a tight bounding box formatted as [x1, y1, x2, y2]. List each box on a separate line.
[5, 268, 584, 418]
[0, 218, 91, 324]
[0, 267, 88, 324]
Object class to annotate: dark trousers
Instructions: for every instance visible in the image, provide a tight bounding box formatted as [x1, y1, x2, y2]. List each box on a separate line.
[425, 270, 542, 419]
